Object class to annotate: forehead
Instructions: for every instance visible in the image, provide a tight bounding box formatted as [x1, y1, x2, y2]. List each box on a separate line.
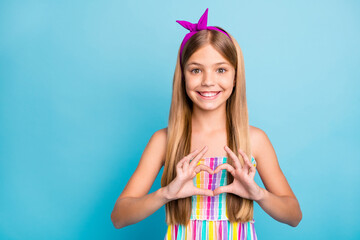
[186, 44, 231, 66]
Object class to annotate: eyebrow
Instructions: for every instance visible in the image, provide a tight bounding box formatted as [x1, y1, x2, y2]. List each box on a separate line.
[186, 62, 230, 67]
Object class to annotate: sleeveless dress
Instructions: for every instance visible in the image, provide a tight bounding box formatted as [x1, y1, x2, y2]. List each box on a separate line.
[164, 156, 258, 240]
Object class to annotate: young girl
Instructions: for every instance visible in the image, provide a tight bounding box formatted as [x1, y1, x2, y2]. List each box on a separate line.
[111, 8, 302, 239]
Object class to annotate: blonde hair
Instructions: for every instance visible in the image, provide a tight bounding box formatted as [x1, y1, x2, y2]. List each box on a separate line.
[161, 27, 253, 226]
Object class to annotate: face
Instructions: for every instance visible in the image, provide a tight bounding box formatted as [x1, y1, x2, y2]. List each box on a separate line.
[184, 44, 236, 112]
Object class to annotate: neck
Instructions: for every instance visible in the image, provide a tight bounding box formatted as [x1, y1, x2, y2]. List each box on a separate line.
[191, 104, 227, 134]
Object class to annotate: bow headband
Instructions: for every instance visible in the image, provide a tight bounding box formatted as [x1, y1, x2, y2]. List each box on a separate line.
[176, 8, 232, 62]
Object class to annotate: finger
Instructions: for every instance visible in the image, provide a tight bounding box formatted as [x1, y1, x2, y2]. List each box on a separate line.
[176, 157, 188, 167]
[238, 148, 253, 170]
[248, 165, 256, 177]
[193, 188, 214, 197]
[177, 154, 193, 170]
[213, 163, 236, 176]
[186, 148, 201, 164]
[237, 148, 250, 167]
[179, 148, 201, 170]
[224, 146, 242, 169]
[189, 145, 208, 169]
[213, 184, 233, 196]
[194, 164, 214, 175]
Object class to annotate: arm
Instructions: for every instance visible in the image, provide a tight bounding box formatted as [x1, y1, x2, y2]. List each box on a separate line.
[250, 126, 302, 227]
[112, 187, 171, 229]
[111, 128, 169, 229]
[255, 187, 302, 227]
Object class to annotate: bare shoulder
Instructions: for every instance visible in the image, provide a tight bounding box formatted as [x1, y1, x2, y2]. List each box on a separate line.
[249, 125, 296, 198]
[249, 125, 273, 160]
[142, 127, 167, 167]
[249, 125, 265, 159]
[118, 127, 167, 199]
[153, 127, 168, 166]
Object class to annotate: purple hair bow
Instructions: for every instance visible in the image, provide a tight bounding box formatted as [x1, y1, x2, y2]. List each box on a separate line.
[176, 8, 232, 61]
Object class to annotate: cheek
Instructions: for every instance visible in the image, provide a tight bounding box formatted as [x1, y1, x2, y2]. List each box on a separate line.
[184, 81, 195, 96]
[228, 72, 236, 87]
[184, 77, 198, 90]
[220, 76, 235, 88]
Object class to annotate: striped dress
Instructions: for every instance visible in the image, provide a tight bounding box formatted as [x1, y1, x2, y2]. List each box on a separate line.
[164, 156, 258, 240]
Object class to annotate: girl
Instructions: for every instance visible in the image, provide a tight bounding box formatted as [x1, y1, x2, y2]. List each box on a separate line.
[111, 8, 302, 239]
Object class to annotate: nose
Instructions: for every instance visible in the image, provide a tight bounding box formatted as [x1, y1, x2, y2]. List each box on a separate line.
[201, 71, 215, 86]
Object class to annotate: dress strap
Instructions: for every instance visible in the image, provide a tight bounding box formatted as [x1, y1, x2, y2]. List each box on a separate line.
[250, 155, 257, 168]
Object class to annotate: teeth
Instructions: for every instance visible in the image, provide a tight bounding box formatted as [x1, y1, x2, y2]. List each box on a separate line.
[199, 92, 219, 97]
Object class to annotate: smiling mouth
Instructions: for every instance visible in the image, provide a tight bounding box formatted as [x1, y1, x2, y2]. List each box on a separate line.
[197, 91, 221, 99]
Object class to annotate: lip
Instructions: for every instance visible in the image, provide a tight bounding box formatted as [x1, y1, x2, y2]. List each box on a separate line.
[196, 91, 221, 100]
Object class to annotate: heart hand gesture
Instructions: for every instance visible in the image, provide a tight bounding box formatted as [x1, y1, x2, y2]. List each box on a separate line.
[213, 146, 263, 201]
[165, 146, 215, 201]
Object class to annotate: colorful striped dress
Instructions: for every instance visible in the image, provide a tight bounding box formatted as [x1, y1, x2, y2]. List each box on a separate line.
[164, 156, 258, 240]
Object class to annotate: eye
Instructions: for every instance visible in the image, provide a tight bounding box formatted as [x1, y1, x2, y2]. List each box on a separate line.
[217, 68, 227, 74]
[191, 69, 201, 74]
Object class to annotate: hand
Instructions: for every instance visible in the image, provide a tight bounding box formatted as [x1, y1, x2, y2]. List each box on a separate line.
[212, 146, 263, 201]
[165, 146, 215, 201]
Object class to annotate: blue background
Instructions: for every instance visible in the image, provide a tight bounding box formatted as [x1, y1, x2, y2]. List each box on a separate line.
[1, 0, 359, 239]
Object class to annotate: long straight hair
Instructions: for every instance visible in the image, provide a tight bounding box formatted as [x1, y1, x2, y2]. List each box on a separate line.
[161, 27, 253, 226]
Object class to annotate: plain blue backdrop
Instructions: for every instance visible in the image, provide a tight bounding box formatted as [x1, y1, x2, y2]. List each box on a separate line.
[0, 0, 359, 239]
